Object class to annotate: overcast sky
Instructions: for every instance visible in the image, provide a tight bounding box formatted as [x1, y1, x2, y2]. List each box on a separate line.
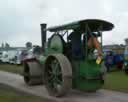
[0, 0, 128, 47]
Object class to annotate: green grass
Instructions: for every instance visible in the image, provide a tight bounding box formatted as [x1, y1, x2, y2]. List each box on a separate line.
[1, 64, 128, 93]
[0, 84, 52, 102]
[103, 71, 128, 93]
[0, 64, 23, 75]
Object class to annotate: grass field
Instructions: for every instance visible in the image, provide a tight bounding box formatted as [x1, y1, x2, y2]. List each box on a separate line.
[103, 71, 128, 93]
[0, 84, 52, 102]
[0, 63, 23, 75]
[0, 64, 128, 93]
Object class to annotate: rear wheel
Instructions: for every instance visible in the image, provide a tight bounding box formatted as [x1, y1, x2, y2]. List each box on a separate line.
[44, 54, 72, 97]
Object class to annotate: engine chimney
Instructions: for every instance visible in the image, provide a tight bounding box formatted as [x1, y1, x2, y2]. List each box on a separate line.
[40, 24, 47, 52]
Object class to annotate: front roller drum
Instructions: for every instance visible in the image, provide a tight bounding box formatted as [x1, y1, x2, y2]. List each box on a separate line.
[44, 54, 72, 97]
[23, 61, 43, 85]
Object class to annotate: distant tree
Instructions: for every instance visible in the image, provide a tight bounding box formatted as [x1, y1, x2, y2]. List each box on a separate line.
[120, 44, 124, 47]
[5, 43, 10, 48]
[26, 42, 32, 49]
[125, 38, 128, 45]
[1, 43, 4, 48]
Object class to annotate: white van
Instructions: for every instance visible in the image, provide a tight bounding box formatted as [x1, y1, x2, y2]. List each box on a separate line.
[1, 51, 9, 63]
[8, 50, 17, 64]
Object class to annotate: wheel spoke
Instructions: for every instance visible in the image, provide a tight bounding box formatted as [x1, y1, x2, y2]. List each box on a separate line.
[56, 78, 62, 84]
[47, 74, 54, 81]
[47, 69, 53, 75]
[44, 54, 72, 97]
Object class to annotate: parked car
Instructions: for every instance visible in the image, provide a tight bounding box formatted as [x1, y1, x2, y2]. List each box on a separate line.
[104, 50, 124, 72]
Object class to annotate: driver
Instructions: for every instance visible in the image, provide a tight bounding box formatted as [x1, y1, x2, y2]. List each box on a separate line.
[87, 33, 102, 57]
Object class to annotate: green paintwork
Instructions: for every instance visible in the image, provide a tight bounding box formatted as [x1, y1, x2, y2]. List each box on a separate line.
[39, 34, 104, 91]
[48, 34, 64, 53]
[39, 19, 114, 92]
[42, 48, 103, 91]
[72, 60, 103, 91]
[40, 51, 103, 91]
[47, 19, 114, 32]
[38, 55, 46, 64]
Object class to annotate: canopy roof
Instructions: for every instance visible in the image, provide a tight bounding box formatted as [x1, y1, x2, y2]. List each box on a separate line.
[46, 19, 114, 32]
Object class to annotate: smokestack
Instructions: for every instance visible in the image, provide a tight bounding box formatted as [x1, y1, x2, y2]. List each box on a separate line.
[40, 24, 47, 52]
